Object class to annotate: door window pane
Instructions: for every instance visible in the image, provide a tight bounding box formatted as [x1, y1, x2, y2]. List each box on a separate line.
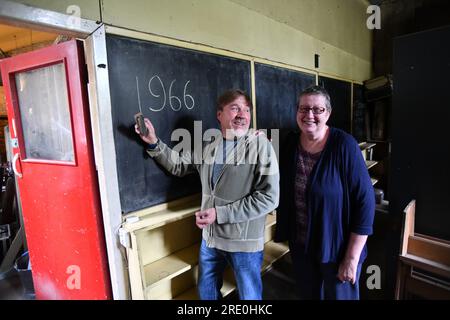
[15, 63, 74, 162]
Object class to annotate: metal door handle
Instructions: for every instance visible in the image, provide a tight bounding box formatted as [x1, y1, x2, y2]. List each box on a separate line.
[12, 153, 23, 178]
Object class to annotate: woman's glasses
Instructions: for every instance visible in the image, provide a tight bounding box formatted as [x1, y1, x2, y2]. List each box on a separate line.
[298, 106, 326, 114]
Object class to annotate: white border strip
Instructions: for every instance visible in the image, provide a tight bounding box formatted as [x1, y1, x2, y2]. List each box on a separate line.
[85, 25, 128, 300]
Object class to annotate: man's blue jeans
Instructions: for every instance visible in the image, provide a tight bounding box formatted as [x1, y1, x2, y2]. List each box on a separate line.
[197, 240, 264, 300]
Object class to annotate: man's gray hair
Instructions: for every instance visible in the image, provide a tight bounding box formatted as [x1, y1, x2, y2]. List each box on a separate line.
[298, 85, 332, 111]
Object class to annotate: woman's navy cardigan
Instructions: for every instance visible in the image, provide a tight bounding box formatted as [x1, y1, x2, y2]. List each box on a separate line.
[274, 127, 375, 264]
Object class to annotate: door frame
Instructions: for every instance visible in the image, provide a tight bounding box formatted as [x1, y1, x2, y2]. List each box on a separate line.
[0, 0, 128, 300]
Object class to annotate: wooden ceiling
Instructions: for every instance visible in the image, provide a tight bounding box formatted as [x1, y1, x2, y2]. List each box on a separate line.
[0, 24, 58, 54]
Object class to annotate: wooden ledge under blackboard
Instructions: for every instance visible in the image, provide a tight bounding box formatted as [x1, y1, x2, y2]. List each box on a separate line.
[122, 194, 201, 233]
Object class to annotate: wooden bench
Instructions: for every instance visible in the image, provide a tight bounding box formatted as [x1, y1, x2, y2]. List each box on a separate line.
[395, 200, 450, 299]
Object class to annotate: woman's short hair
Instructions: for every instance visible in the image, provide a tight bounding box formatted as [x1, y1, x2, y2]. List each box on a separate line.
[298, 85, 332, 111]
[217, 89, 253, 112]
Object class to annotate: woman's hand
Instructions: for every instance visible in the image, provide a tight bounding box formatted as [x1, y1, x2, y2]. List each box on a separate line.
[337, 233, 367, 285]
[337, 257, 358, 285]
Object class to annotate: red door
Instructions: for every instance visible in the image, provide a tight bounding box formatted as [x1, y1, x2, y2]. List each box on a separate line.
[0, 40, 111, 299]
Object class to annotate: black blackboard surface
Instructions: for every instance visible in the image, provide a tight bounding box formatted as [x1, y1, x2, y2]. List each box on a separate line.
[318, 76, 351, 133]
[352, 83, 367, 142]
[255, 63, 315, 142]
[106, 34, 251, 213]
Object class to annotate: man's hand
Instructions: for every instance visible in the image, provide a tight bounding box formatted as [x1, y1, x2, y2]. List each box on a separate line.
[195, 208, 217, 229]
[135, 117, 158, 144]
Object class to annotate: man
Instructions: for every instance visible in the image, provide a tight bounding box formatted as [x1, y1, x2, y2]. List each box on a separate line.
[135, 89, 279, 300]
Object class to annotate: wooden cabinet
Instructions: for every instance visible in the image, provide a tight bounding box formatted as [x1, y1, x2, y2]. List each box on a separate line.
[355, 76, 392, 198]
[120, 195, 288, 300]
[360, 142, 379, 186]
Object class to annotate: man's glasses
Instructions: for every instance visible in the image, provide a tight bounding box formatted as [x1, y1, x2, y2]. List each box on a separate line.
[298, 106, 326, 114]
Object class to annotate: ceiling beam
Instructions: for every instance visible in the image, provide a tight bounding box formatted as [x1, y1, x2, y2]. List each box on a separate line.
[0, 0, 100, 38]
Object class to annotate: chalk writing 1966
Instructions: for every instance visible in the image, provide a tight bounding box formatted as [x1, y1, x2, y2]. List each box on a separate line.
[136, 75, 195, 112]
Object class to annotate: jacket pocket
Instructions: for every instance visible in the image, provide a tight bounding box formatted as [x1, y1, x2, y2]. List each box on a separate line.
[214, 221, 246, 240]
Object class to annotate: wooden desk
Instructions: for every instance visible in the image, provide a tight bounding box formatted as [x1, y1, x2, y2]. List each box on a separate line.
[395, 200, 450, 299]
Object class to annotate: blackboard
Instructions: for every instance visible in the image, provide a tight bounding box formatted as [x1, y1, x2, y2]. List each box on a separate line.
[352, 83, 367, 142]
[255, 63, 315, 143]
[106, 34, 251, 213]
[318, 76, 352, 133]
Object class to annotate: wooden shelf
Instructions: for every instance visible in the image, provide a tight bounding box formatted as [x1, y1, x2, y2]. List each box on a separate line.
[367, 139, 389, 144]
[360, 142, 377, 161]
[359, 142, 376, 151]
[125, 205, 276, 234]
[221, 268, 238, 297]
[174, 286, 197, 300]
[144, 213, 277, 289]
[144, 243, 200, 289]
[123, 202, 200, 233]
[263, 241, 289, 265]
[266, 212, 276, 227]
[128, 200, 283, 300]
[366, 160, 378, 169]
[173, 240, 289, 300]
[172, 267, 237, 300]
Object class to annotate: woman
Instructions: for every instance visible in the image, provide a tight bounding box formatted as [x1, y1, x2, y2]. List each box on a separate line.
[274, 85, 375, 300]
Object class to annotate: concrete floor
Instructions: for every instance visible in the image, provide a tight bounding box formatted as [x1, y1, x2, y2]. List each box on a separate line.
[262, 254, 300, 300]
[0, 269, 35, 300]
[0, 253, 298, 300]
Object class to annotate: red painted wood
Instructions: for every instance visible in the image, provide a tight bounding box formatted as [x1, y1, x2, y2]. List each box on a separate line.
[0, 40, 111, 299]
